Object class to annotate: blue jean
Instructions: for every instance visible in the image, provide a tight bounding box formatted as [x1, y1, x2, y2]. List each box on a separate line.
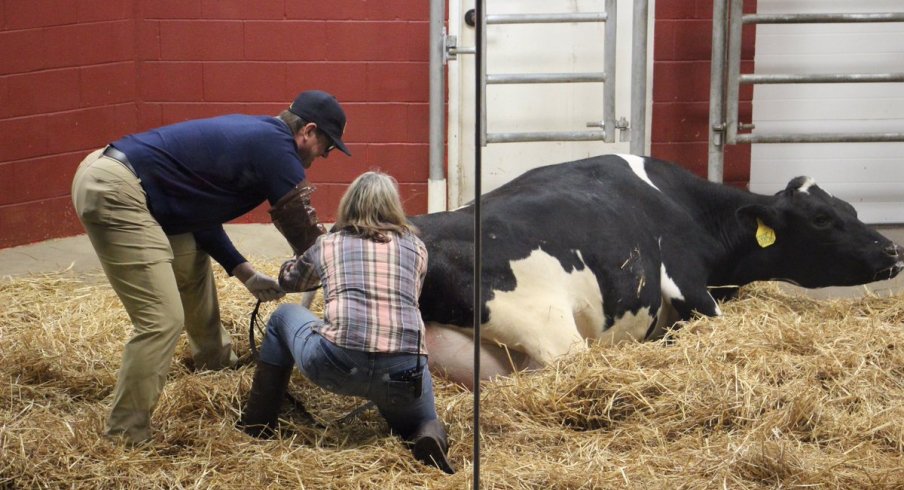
[259, 303, 438, 439]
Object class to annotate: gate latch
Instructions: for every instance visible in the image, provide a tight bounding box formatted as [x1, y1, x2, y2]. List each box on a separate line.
[444, 34, 475, 63]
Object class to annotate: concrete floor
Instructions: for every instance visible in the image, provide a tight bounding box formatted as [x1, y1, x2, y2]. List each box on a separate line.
[1, 224, 903, 299]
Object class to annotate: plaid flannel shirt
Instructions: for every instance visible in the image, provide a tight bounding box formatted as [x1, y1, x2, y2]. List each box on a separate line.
[278, 230, 428, 354]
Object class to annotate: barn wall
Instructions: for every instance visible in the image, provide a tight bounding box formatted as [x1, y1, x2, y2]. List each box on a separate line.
[0, 0, 430, 249]
[0, 1, 137, 249]
[650, 0, 756, 187]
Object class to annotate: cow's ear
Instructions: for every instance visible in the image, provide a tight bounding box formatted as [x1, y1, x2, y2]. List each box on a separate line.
[736, 204, 779, 231]
[737, 205, 781, 248]
[784, 176, 811, 193]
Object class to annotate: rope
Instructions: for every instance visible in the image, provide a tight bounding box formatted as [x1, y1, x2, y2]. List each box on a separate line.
[248, 299, 263, 360]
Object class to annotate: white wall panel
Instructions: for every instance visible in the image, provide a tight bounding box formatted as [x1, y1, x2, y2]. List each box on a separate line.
[749, 0, 904, 224]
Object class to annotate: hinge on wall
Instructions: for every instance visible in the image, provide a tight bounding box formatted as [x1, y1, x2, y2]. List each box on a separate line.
[615, 117, 630, 142]
[712, 122, 726, 147]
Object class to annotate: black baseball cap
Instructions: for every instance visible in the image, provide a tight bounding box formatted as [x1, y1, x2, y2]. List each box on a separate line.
[288, 90, 351, 156]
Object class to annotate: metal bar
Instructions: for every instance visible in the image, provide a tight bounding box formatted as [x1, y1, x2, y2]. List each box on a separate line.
[486, 12, 607, 25]
[741, 73, 904, 84]
[743, 12, 904, 24]
[630, 0, 649, 155]
[473, 0, 485, 485]
[428, 0, 444, 186]
[479, 2, 487, 148]
[603, 0, 617, 143]
[450, 46, 476, 56]
[707, 0, 728, 183]
[725, 0, 744, 145]
[487, 130, 607, 143]
[486, 72, 605, 84]
[737, 132, 904, 143]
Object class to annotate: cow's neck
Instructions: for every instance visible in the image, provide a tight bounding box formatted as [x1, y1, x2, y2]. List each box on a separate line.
[689, 180, 777, 287]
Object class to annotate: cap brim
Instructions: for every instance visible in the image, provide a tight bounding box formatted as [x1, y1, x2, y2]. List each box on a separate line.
[333, 139, 351, 156]
[324, 131, 351, 156]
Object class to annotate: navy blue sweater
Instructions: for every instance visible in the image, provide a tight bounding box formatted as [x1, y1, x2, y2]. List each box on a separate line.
[112, 114, 306, 274]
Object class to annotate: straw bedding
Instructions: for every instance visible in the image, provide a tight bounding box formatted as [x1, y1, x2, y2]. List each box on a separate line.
[1, 263, 902, 489]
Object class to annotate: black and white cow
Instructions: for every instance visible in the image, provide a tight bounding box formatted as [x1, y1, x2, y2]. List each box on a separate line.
[410, 154, 904, 387]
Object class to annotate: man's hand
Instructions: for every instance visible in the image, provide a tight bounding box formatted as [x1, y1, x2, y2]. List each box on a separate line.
[232, 262, 285, 302]
[243, 272, 285, 302]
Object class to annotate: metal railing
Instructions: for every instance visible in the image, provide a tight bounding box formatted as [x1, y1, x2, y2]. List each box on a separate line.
[708, 0, 904, 182]
[477, 1, 619, 146]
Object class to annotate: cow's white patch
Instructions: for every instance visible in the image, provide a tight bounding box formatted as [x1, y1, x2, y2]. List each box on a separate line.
[483, 248, 605, 365]
[617, 154, 661, 192]
[796, 177, 816, 193]
[660, 264, 684, 302]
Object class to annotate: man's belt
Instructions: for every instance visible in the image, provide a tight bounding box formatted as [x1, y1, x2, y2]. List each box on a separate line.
[102, 146, 137, 176]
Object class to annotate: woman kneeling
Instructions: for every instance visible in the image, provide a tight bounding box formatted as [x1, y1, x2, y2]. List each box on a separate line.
[238, 171, 454, 474]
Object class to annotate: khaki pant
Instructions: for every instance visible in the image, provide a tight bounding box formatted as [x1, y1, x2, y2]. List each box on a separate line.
[72, 149, 238, 444]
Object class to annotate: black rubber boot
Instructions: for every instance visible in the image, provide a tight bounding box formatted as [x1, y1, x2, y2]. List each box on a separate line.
[237, 361, 293, 438]
[410, 418, 455, 474]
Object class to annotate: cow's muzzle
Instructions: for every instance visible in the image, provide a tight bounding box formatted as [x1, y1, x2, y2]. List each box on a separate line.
[874, 243, 904, 281]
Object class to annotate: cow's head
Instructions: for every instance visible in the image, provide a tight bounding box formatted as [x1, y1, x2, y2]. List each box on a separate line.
[736, 176, 904, 288]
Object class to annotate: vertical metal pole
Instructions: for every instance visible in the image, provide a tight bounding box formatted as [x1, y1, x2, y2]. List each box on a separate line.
[603, 0, 617, 143]
[724, 0, 744, 145]
[708, 0, 727, 183]
[473, 0, 484, 486]
[630, 0, 649, 155]
[428, 0, 447, 212]
[479, 1, 488, 147]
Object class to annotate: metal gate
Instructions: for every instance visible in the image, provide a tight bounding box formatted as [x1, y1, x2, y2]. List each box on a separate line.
[708, 0, 904, 183]
[429, 0, 650, 210]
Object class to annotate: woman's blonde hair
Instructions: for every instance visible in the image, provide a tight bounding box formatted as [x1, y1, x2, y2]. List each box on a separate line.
[334, 171, 418, 242]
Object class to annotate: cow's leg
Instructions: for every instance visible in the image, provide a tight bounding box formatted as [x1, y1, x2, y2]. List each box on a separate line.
[425, 323, 530, 390]
[640, 264, 721, 340]
[669, 288, 720, 319]
[660, 263, 721, 319]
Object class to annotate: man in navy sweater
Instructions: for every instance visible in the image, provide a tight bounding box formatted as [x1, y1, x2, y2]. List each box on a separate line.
[71, 90, 350, 445]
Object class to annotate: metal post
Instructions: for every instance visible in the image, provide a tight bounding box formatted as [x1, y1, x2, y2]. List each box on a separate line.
[724, 0, 743, 145]
[428, 0, 447, 212]
[603, 0, 617, 143]
[630, 0, 649, 155]
[479, 1, 487, 148]
[707, 0, 727, 183]
[473, 4, 485, 488]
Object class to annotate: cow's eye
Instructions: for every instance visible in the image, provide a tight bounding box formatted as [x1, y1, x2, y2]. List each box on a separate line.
[812, 215, 833, 229]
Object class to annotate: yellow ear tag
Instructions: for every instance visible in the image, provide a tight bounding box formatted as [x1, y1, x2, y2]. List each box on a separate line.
[755, 218, 776, 248]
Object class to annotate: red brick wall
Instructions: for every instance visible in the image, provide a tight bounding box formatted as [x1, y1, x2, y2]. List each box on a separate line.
[651, 0, 756, 187]
[0, 0, 137, 249]
[2, 1, 758, 249]
[0, 0, 430, 249]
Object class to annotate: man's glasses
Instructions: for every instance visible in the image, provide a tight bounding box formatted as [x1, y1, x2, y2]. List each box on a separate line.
[317, 129, 336, 155]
